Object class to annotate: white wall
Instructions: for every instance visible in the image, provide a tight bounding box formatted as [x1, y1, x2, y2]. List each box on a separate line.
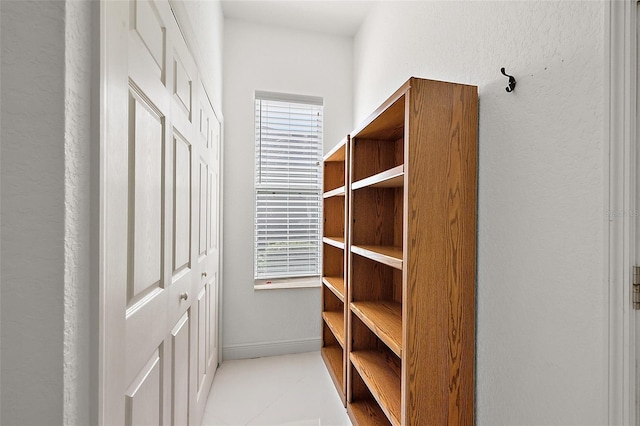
[1, 1, 67, 424]
[354, 2, 605, 424]
[222, 19, 353, 359]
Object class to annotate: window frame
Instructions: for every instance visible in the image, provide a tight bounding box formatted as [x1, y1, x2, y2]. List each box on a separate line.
[253, 91, 324, 289]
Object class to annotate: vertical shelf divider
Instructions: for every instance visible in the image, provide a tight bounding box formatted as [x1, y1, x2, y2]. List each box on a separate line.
[321, 136, 350, 406]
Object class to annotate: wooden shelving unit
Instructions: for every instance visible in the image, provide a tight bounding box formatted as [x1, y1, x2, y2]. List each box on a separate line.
[321, 137, 350, 406]
[344, 77, 478, 425]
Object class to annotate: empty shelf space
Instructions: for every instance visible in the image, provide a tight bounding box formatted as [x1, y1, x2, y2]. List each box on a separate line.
[351, 93, 406, 141]
[323, 276, 345, 302]
[323, 236, 345, 249]
[351, 245, 403, 270]
[348, 400, 392, 426]
[350, 301, 402, 357]
[352, 165, 404, 190]
[324, 139, 347, 162]
[351, 351, 401, 426]
[322, 311, 346, 347]
[324, 186, 346, 198]
[321, 346, 345, 399]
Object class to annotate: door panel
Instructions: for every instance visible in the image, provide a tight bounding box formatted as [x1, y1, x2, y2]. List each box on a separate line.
[125, 0, 173, 423]
[171, 312, 190, 426]
[198, 161, 208, 258]
[209, 170, 217, 251]
[104, 1, 220, 424]
[207, 276, 218, 368]
[173, 133, 191, 275]
[125, 349, 162, 426]
[129, 0, 166, 97]
[132, 0, 164, 71]
[174, 56, 192, 119]
[196, 286, 207, 395]
[129, 92, 164, 302]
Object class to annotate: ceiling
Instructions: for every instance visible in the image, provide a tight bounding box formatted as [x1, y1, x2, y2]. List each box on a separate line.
[221, 0, 375, 37]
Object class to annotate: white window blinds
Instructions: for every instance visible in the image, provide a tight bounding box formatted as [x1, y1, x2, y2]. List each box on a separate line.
[254, 91, 323, 280]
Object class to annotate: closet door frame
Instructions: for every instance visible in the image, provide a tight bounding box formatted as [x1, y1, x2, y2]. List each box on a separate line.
[606, 1, 638, 425]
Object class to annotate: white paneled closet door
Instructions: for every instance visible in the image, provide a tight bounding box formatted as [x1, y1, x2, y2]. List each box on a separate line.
[102, 0, 220, 424]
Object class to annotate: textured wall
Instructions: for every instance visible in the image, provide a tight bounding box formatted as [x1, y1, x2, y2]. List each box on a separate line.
[1, 1, 66, 424]
[63, 0, 92, 424]
[1, 1, 93, 424]
[222, 19, 353, 358]
[354, 2, 605, 424]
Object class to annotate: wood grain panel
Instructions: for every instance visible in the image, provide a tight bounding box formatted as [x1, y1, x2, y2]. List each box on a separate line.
[351, 301, 402, 357]
[323, 276, 345, 302]
[125, 349, 161, 426]
[321, 346, 345, 400]
[350, 311, 379, 353]
[323, 244, 344, 278]
[351, 245, 402, 270]
[323, 236, 345, 249]
[351, 351, 401, 426]
[130, 94, 164, 300]
[324, 187, 346, 198]
[324, 138, 347, 162]
[323, 284, 343, 313]
[351, 139, 401, 183]
[348, 400, 391, 426]
[352, 165, 404, 190]
[173, 133, 191, 274]
[351, 187, 399, 248]
[352, 95, 405, 141]
[322, 311, 345, 347]
[350, 253, 394, 303]
[324, 196, 345, 239]
[132, 0, 164, 70]
[403, 78, 477, 425]
[171, 312, 190, 426]
[324, 161, 346, 193]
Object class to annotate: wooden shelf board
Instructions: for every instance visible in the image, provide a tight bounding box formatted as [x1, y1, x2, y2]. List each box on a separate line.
[323, 236, 345, 250]
[324, 138, 347, 162]
[324, 186, 346, 198]
[323, 276, 345, 302]
[352, 165, 404, 190]
[350, 301, 402, 357]
[351, 86, 408, 141]
[351, 245, 403, 270]
[350, 351, 401, 426]
[322, 311, 346, 347]
[321, 346, 345, 404]
[348, 400, 392, 426]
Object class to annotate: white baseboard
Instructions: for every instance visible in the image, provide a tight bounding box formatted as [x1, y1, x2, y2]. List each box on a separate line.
[222, 337, 321, 361]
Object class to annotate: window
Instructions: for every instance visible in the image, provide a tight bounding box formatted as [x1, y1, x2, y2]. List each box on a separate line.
[254, 91, 323, 283]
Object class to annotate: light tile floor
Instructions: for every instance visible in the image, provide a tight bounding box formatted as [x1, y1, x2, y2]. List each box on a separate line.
[201, 351, 352, 426]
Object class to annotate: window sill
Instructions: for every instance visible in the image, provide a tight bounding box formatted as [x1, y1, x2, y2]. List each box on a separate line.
[254, 276, 321, 290]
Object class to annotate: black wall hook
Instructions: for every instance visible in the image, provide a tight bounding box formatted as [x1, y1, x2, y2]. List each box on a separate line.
[500, 67, 516, 92]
